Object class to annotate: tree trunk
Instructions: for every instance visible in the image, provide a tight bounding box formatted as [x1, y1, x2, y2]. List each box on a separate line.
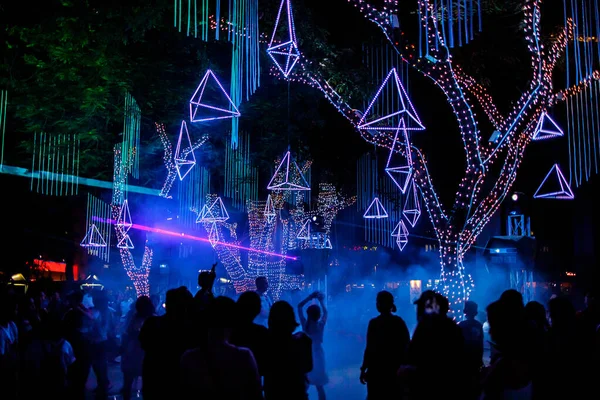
[435, 233, 473, 316]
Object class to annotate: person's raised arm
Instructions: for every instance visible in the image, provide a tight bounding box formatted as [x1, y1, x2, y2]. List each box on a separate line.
[297, 292, 314, 329]
[317, 292, 328, 324]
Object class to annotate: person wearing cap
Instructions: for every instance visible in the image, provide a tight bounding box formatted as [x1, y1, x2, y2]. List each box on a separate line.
[359, 290, 410, 400]
[406, 291, 465, 400]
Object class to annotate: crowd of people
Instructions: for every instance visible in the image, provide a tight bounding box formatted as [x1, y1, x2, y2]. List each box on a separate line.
[0, 267, 599, 400]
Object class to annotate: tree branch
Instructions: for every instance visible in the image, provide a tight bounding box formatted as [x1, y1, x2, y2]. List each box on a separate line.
[454, 65, 505, 130]
[462, 118, 534, 252]
[484, 0, 547, 162]
[274, 60, 448, 221]
[156, 122, 208, 199]
[553, 70, 600, 104]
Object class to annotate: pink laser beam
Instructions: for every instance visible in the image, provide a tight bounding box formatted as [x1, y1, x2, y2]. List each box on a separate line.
[93, 217, 298, 260]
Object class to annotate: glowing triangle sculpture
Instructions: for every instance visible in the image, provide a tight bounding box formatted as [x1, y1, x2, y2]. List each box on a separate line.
[174, 121, 196, 180]
[189, 70, 240, 122]
[80, 224, 107, 248]
[403, 181, 421, 227]
[324, 237, 332, 249]
[359, 68, 425, 131]
[196, 204, 213, 223]
[385, 120, 413, 194]
[117, 200, 133, 232]
[208, 197, 230, 222]
[267, 0, 300, 77]
[208, 223, 220, 248]
[265, 195, 276, 222]
[391, 221, 409, 251]
[532, 112, 564, 141]
[296, 219, 311, 240]
[267, 151, 310, 191]
[363, 197, 388, 219]
[533, 164, 574, 199]
[117, 234, 134, 249]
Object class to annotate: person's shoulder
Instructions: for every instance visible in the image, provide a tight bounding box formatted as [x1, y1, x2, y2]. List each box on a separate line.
[293, 331, 312, 343]
[181, 347, 204, 363]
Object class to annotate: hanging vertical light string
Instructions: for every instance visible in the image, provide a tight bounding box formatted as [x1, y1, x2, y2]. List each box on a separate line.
[122, 92, 141, 179]
[229, 0, 260, 148]
[85, 193, 111, 263]
[224, 131, 258, 210]
[179, 164, 211, 228]
[0, 90, 7, 170]
[362, 39, 408, 134]
[563, 0, 600, 187]
[30, 132, 80, 196]
[424, 0, 482, 51]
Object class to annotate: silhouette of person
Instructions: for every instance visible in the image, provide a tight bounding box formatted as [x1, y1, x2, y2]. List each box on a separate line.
[298, 291, 329, 400]
[408, 291, 465, 400]
[360, 290, 410, 400]
[230, 291, 269, 376]
[264, 301, 312, 400]
[181, 296, 263, 400]
[140, 287, 195, 400]
[254, 277, 272, 328]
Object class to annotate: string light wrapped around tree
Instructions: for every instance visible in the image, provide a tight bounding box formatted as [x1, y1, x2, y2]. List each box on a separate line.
[268, 0, 594, 315]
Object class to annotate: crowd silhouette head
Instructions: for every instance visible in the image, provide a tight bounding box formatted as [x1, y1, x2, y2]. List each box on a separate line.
[376, 290, 396, 314]
[268, 300, 298, 334]
[236, 291, 262, 323]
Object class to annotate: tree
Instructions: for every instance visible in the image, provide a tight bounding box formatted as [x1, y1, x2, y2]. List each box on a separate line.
[273, 0, 598, 310]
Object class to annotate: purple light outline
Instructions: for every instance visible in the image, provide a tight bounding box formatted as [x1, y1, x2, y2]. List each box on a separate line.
[174, 120, 196, 181]
[267, 151, 310, 191]
[208, 222, 219, 248]
[385, 120, 414, 193]
[394, 220, 409, 251]
[81, 223, 107, 248]
[189, 70, 241, 122]
[265, 194, 276, 217]
[117, 199, 133, 231]
[403, 181, 422, 227]
[267, 0, 300, 78]
[296, 219, 311, 240]
[532, 112, 564, 141]
[117, 234, 134, 249]
[363, 197, 389, 218]
[208, 197, 230, 222]
[92, 216, 298, 260]
[358, 68, 425, 131]
[533, 164, 574, 199]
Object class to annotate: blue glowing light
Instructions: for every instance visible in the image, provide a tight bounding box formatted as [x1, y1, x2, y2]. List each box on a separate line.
[403, 180, 422, 227]
[363, 197, 389, 218]
[189, 70, 241, 122]
[80, 224, 107, 248]
[174, 120, 196, 180]
[296, 219, 311, 240]
[196, 197, 230, 223]
[267, 0, 300, 77]
[385, 120, 414, 194]
[117, 199, 133, 232]
[532, 112, 564, 141]
[534, 164, 574, 199]
[117, 234, 134, 249]
[391, 220, 409, 251]
[267, 151, 310, 191]
[359, 68, 425, 131]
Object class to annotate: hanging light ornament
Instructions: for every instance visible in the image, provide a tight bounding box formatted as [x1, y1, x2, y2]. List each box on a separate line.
[267, 0, 300, 77]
